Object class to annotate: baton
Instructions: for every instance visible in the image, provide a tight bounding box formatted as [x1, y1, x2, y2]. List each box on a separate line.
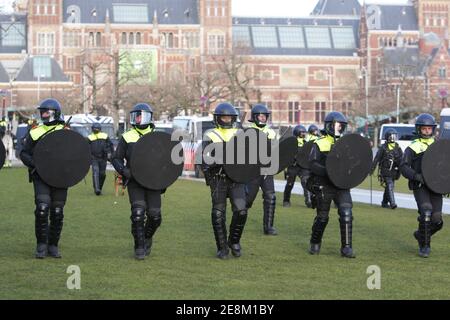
[370, 173, 373, 206]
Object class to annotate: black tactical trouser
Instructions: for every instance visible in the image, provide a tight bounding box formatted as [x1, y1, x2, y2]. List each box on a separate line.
[210, 175, 248, 252]
[310, 182, 353, 249]
[283, 165, 312, 206]
[127, 180, 162, 250]
[33, 175, 67, 246]
[382, 176, 396, 207]
[246, 175, 277, 233]
[413, 185, 443, 248]
[92, 158, 107, 194]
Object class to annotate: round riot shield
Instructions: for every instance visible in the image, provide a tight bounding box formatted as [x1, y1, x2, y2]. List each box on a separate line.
[130, 132, 184, 190]
[34, 130, 91, 188]
[326, 134, 372, 189]
[295, 141, 314, 169]
[223, 128, 266, 184]
[0, 140, 5, 170]
[422, 139, 450, 194]
[273, 136, 298, 174]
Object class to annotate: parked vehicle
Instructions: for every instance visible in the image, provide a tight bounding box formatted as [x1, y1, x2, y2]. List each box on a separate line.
[65, 114, 118, 148]
[379, 123, 416, 151]
[439, 108, 450, 140]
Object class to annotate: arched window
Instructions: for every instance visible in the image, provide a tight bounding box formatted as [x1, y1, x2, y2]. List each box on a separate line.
[121, 32, 127, 45]
[136, 32, 141, 45]
[129, 32, 134, 45]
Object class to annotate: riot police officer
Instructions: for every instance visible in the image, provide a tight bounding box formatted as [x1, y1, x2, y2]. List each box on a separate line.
[307, 111, 356, 258]
[201, 102, 248, 259]
[20, 98, 67, 259]
[0, 117, 7, 139]
[306, 124, 320, 142]
[245, 104, 278, 235]
[283, 125, 312, 208]
[371, 129, 403, 209]
[400, 113, 443, 258]
[112, 103, 162, 260]
[88, 123, 113, 195]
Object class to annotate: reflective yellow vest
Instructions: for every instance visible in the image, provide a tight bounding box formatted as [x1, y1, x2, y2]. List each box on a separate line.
[30, 124, 65, 141]
[314, 135, 335, 152]
[297, 137, 305, 147]
[88, 132, 108, 141]
[250, 123, 277, 140]
[206, 128, 238, 143]
[408, 138, 435, 155]
[122, 127, 154, 143]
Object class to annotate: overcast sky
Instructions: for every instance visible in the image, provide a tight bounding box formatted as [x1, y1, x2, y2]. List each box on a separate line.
[1, 0, 410, 16]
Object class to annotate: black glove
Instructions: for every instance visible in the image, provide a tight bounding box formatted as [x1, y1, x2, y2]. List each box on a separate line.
[122, 168, 131, 179]
[414, 173, 424, 184]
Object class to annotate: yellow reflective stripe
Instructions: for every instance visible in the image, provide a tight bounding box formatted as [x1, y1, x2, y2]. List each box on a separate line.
[306, 135, 318, 142]
[88, 132, 108, 141]
[30, 124, 64, 141]
[408, 138, 434, 154]
[122, 128, 153, 143]
[206, 128, 238, 143]
[314, 135, 334, 152]
[297, 137, 304, 147]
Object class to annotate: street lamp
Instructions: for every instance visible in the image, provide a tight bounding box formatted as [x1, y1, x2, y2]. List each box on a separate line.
[360, 67, 369, 119]
[326, 68, 333, 110]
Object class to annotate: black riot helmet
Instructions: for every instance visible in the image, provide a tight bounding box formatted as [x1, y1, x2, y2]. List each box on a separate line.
[213, 102, 238, 129]
[324, 112, 348, 137]
[250, 104, 271, 128]
[130, 103, 153, 130]
[415, 113, 437, 138]
[92, 122, 102, 133]
[293, 125, 307, 138]
[37, 98, 64, 125]
[384, 129, 398, 143]
[308, 124, 320, 136]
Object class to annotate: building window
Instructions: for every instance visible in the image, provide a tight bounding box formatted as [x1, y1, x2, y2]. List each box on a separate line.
[439, 67, 446, 79]
[66, 57, 75, 70]
[183, 32, 199, 49]
[129, 32, 135, 45]
[37, 32, 55, 54]
[96, 32, 101, 46]
[33, 56, 52, 78]
[252, 26, 278, 48]
[162, 32, 174, 48]
[208, 34, 225, 54]
[113, 4, 149, 23]
[315, 101, 326, 123]
[0, 22, 26, 47]
[341, 102, 351, 117]
[136, 32, 141, 45]
[288, 101, 300, 124]
[121, 32, 127, 45]
[63, 31, 80, 47]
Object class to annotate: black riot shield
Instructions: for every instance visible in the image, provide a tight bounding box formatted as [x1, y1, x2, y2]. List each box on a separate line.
[273, 136, 298, 174]
[0, 140, 5, 170]
[295, 141, 315, 169]
[422, 139, 450, 194]
[223, 128, 266, 183]
[34, 130, 91, 188]
[130, 132, 184, 190]
[326, 134, 372, 189]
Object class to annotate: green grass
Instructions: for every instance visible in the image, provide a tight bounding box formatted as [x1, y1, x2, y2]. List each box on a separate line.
[1, 168, 450, 300]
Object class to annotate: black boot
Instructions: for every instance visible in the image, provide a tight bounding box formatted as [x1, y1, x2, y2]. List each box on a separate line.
[228, 210, 248, 257]
[212, 209, 229, 259]
[93, 171, 101, 195]
[263, 194, 277, 235]
[417, 213, 432, 258]
[283, 184, 293, 208]
[339, 209, 356, 258]
[99, 174, 106, 192]
[144, 211, 161, 257]
[48, 207, 64, 258]
[34, 203, 49, 258]
[381, 187, 389, 208]
[387, 179, 397, 209]
[131, 208, 146, 260]
[309, 216, 328, 254]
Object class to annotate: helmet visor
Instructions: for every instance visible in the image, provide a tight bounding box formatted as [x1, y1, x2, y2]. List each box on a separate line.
[39, 108, 56, 124]
[130, 110, 152, 126]
[387, 133, 398, 142]
[334, 122, 346, 137]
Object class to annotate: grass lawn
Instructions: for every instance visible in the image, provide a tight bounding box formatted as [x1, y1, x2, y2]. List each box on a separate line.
[1, 168, 450, 300]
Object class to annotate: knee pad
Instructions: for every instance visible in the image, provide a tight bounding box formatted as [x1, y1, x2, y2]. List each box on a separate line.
[264, 192, 276, 205]
[338, 206, 353, 223]
[147, 208, 161, 218]
[418, 204, 432, 222]
[131, 207, 146, 223]
[50, 207, 64, 221]
[212, 208, 226, 225]
[235, 209, 247, 218]
[432, 212, 443, 225]
[314, 216, 329, 224]
[35, 203, 49, 218]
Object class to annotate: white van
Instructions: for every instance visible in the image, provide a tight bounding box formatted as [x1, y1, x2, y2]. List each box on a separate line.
[439, 108, 450, 139]
[379, 123, 416, 151]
